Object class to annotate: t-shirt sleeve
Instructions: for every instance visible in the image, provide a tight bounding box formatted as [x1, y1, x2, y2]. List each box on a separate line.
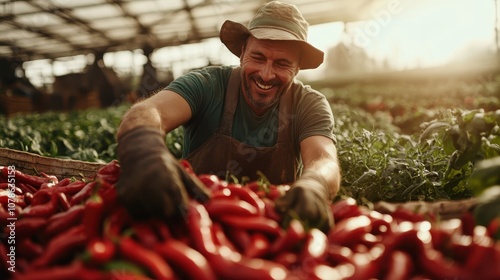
[164, 69, 215, 124]
[295, 90, 336, 146]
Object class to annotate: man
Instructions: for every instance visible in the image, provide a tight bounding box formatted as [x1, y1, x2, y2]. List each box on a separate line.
[116, 1, 341, 232]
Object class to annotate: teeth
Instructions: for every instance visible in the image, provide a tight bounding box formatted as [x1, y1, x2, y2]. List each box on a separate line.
[256, 81, 273, 90]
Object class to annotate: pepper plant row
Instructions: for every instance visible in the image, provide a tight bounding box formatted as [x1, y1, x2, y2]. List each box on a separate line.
[1, 161, 500, 279]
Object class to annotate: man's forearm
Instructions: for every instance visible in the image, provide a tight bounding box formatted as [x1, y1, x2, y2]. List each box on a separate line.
[117, 103, 163, 139]
[302, 157, 341, 201]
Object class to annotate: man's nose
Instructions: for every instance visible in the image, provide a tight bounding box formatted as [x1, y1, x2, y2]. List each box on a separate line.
[259, 61, 276, 82]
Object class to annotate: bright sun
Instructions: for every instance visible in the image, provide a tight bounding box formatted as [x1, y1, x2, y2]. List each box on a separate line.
[305, 0, 496, 74]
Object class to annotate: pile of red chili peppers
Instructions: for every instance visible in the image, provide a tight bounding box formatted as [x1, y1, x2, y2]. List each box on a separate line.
[1, 160, 500, 280]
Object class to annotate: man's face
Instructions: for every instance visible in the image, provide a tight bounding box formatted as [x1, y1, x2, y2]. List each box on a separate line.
[240, 36, 300, 114]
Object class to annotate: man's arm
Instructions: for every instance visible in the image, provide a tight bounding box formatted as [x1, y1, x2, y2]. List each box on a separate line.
[299, 135, 341, 200]
[115, 89, 211, 220]
[117, 89, 192, 138]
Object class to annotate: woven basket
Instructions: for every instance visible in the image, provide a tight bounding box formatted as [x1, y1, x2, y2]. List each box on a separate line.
[0, 148, 105, 180]
[374, 198, 478, 220]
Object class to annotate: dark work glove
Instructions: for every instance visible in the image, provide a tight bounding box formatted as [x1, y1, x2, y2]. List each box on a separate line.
[116, 126, 211, 220]
[275, 172, 334, 233]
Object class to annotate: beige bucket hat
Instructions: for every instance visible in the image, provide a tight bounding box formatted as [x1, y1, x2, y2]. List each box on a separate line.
[219, 1, 324, 70]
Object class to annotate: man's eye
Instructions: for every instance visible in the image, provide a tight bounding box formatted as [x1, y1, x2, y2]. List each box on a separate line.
[252, 56, 265, 61]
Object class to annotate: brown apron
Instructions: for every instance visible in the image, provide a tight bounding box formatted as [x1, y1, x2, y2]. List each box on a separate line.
[185, 68, 298, 184]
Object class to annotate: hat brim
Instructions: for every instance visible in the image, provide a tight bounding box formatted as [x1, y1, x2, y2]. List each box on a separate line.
[220, 20, 324, 70]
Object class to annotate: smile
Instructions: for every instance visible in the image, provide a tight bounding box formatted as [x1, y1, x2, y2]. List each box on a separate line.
[255, 80, 274, 90]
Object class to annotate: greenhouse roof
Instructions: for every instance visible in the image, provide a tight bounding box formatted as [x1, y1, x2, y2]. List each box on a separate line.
[0, 0, 388, 62]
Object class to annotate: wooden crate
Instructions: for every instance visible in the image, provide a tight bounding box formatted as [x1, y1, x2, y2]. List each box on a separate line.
[0, 148, 105, 180]
[0, 95, 34, 117]
[74, 90, 101, 110]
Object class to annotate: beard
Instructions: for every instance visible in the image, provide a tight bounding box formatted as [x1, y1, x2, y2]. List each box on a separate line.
[242, 74, 287, 109]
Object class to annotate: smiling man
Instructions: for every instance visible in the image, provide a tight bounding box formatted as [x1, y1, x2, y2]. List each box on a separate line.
[115, 1, 341, 232]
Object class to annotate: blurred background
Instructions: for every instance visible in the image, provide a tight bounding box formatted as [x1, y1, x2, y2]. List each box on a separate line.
[1, 0, 498, 115]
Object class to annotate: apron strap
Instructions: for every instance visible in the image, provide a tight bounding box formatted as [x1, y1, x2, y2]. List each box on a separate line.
[219, 67, 241, 135]
[277, 90, 292, 143]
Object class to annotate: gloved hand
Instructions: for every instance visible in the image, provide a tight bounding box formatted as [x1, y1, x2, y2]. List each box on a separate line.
[274, 172, 334, 233]
[116, 126, 211, 220]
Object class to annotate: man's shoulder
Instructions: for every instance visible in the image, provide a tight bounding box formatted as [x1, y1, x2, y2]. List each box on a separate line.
[189, 65, 235, 80]
[290, 79, 325, 101]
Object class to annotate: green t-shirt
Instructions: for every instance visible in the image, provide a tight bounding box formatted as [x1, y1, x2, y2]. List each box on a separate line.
[165, 65, 335, 158]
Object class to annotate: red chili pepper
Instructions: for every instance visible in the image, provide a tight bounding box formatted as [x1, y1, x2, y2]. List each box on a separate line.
[348, 245, 385, 280]
[56, 191, 71, 211]
[44, 204, 85, 238]
[367, 211, 395, 236]
[104, 206, 131, 241]
[0, 184, 22, 195]
[273, 251, 299, 269]
[24, 192, 33, 206]
[299, 228, 328, 264]
[39, 181, 56, 190]
[219, 215, 281, 236]
[56, 180, 86, 196]
[85, 238, 116, 265]
[198, 174, 225, 192]
[32, 225, 88, 268]
[149, 220, 172, 242]
[131, 221, 161, 248]
[188, 202, 290, 279]
[328, 215, 372, 247]
[245, 180, 262, 192]
[1, 168, 50, 189]
[461, 211, 476, 236]
[104, 260, 151, 279]
[98, 183, 118, 210]
[70, 181, 97, 206]
[16, 182, 34, 195]
[187, 201, 216, 255]
[83, 193, 105, 240]
[211, 188, 235, 200]
[53, 177, 71, 188]
[447, 234, 473, 264]
[225, 227, 251, 253]
[211, 223, 237, 251]
[306, 263, 355, 280]
[119, 236, 175, 280]
[270, 219, 306, 255]
[262, 197, 282, 222]
[330, 197, 362, 222]
[205, 199, 258, 218]
[206, 248, 290, 280]
[155, 239, 217, 280]
[487, 217, 500, 240]
[226, 185, 265, 216]
[40, 172, 59, 185]
[21, 190, 58, 218]
[266, 184, 284, 201]
[0, 203, 21, 222]
[17, 238, 43, 261]
[97, 160, 121, 184]
[0, 189, 26, 208]
[0, 241, 10, 272]
[326, 244, 354, 266]
[15, 260, 111, 280]
[31, 187, 56, 206]
[13, 216, 47, 239]
[384, 250, 414, 280]
[464, 233, 495, 272]
[244, 232, 270, 258]
[418, 246, 462, 279]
